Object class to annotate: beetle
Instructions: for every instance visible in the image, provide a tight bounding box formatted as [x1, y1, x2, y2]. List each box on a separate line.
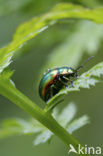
[39, 56, 94, 102]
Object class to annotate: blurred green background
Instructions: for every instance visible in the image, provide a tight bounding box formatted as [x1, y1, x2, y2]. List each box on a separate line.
[0, 0, 103, 156]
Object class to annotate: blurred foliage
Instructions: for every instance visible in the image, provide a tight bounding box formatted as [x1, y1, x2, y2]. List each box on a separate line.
[0, 0, 30, 16]
[40, 21, 103, 72]
[0, 0, 103, 156]
[0, 103, 89, 145]
[0, 0, 103, 17]
[0, 3, 103, 74]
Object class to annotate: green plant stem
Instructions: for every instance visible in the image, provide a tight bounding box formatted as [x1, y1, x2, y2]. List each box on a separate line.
[0, 80, 89, 156]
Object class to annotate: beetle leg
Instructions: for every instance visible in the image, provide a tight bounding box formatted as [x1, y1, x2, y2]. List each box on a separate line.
[50, 85, 53, 98]
[70, 80, 74, 87]
[58, 77, 68, 88]
[50, 84, 57, 98]
[62, 76, 69, 81]
[62, 76, 74, 87]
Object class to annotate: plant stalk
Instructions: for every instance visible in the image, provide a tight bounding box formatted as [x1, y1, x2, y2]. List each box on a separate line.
[0, 80, 89, 156]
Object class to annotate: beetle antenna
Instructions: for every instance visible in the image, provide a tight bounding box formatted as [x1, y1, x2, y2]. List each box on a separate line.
[76, 56, 94, 71]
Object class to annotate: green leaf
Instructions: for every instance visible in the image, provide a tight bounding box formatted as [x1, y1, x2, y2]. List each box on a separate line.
[0, 118, 32, 139]
[74, 61, 103, 89]
[0, 118, 47, 139]
[33, 130, 53, 146]
[67, 115, 90, 134]
[0, 3, 103, 73]
[0, 70, 13, 80]
[53, 103, 89, 134]
[53, 103, 77, 127]
[0, 103, 89, 145]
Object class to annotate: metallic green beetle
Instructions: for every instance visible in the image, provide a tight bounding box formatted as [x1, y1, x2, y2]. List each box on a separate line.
[39, 56, 94, 102]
